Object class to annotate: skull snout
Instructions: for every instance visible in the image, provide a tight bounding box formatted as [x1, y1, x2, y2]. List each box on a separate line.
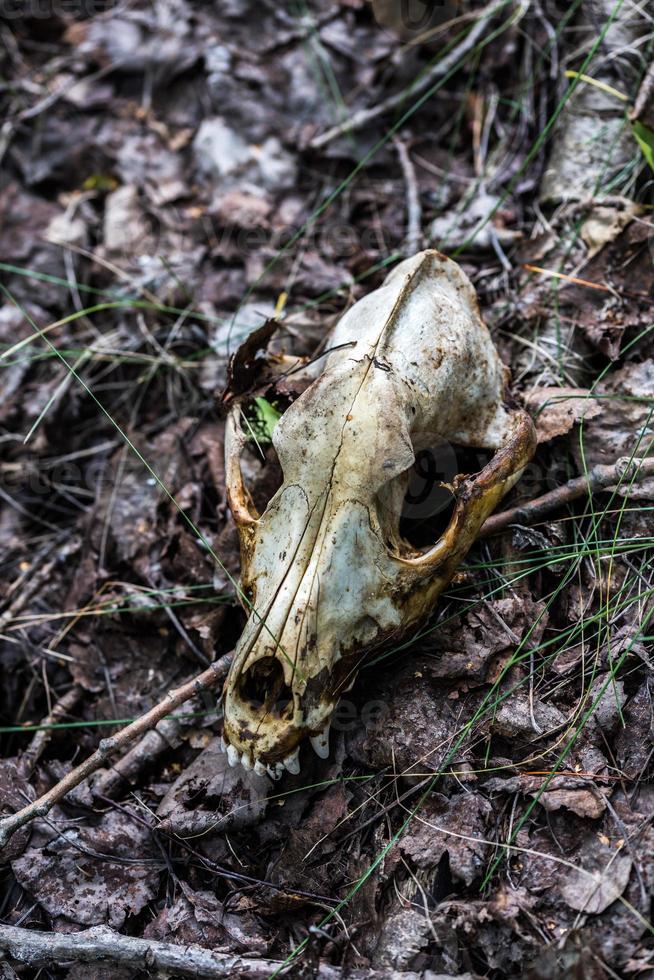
[221, 498, 404, 777]
[222, 646, 336, 779]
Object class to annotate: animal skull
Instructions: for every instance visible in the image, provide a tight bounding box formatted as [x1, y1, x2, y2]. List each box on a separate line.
[221, 250, 536, 777]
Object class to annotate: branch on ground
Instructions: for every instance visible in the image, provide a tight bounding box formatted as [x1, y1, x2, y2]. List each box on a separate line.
[0, 924, 291, 979]
[0, 924, 390, 979]
[480, 455, 654, 537]
[0, 651, 233, 853]
[308, 0, 515, 149]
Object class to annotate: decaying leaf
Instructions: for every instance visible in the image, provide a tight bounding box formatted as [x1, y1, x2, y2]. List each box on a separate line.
[564, 223, 654, 359]
[615, 680, 654, 780]
[580, 202, 642, 259]
[267, 781, 351, 901]
[157, 736, 271, 835]
[0, 759, 35, 863]
[12, 809, 159, 928]
[561, 842, 632, 915]
[346, 651, 479, 775]
[145, 881, 270, 955]
[491, 693, 566, 738]
[399, 792, 492, 886]
[525, 387, 601, 443]
[430, 595, 548, 682]
[571, 360, 654, 498]
[538, 788, 606, 820]
[371, 908, 437, 972]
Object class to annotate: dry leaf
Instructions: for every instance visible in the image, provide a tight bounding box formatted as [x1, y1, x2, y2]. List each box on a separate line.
[560, 835, 632, 914]
[571, 361, 654, 497]
[580, 203, 642, 259]
[539, 788, 606, 820]
[525, 387, 601, 443]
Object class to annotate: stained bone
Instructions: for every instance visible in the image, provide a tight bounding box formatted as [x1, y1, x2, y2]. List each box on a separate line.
[282, 748, 301, 775]
[222, 250, 536, 771]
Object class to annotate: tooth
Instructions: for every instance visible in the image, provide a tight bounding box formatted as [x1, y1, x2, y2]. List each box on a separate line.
[267, 763, 283, 781]
[227, 744, 240, 768]
[219, 736, 227, 752]
[282, 748, 300, 775]
[310, 728, 329, 759]
[254, 760, 267, 776]
[342, 677, 356, 692]
[241, 752, 253, 770]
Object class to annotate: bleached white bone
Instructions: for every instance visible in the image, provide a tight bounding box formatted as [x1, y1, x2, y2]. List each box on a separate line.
[222, 250, 535, 771]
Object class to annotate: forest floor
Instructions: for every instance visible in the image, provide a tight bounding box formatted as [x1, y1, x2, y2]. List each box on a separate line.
[1, 1, 654, 978]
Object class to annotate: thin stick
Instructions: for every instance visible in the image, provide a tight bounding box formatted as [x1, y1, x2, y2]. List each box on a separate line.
[309, 0, 512, 150]
[0, 535, 81, 631]
[0, 652, 233, 852]
[0, 924, 374, 978]
[24, 684, 83, 771]
[92, 715, 183, 799]
[480, 456, 654, 537]
[631, 58, 654, 123]
[0, 924, 309, 979]
[394, 137, 422, 255]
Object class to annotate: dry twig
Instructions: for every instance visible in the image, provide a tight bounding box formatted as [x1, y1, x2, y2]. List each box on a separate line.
[630, 57, 654, 124]
[394, 137, 423, 255]
[308, 0, 515, 150]
[0, 924, 388, 978]
[92, 715, 183, 799]
[480, 456, 654, 537]
[0, 535, 81, 632]
[24, 684, 83, 771]
[0, 924, 289, 979]
[0, 652, 233, 852]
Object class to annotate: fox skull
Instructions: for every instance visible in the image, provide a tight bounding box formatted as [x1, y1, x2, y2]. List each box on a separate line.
[222, 250, 536, 776]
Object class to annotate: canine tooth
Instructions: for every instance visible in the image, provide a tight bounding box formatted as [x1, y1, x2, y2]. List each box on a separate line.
[342, 677, 356, 693]
[219, 735, 227, 752]
[241, 752, 253, 770]
[226, 744, 240, 768]
[282, 748, 301, 775]
[310, 729, 329, 759]
[254, 760, 267, 776]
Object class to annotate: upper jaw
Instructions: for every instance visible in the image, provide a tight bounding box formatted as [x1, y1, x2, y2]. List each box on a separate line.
[220, 694, 335, 779]
[220, 637, 366, 777]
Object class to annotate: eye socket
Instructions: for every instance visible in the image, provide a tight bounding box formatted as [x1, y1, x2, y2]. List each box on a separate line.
[247, 443, 284, 515]
[378, 439, 495, 553]
[399, 445, 457, 549]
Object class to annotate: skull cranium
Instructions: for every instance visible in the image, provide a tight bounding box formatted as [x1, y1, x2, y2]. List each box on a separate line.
[221, 250, 536, 777]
